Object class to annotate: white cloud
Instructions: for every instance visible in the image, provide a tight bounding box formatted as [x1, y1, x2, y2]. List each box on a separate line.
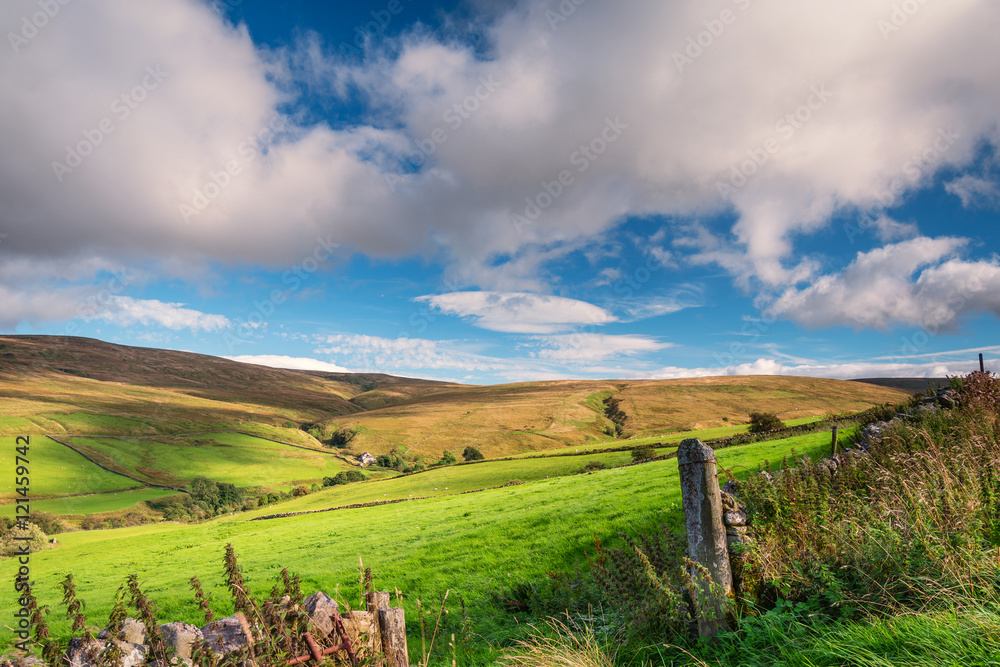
[771, 237, 1000, 331]
[94, 296, 231, 332]
[533, 333, 670, 363]
[225, 355, 351, 372]
[945, 175, 1000, 209]
[315, 333, 517, 373]
[0, 0, 997, 297]
[0, 285, 229, 332]
[416, 292, 616, 333]
[869, 216, 919, 242]
[649, 357, 995, 381]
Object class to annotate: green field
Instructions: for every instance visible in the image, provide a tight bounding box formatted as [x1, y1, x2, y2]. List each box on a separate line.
[0, 436, 141, 499]
[60, 432, 353, 488]
[242, 447, 677, 517]
[0, 487, 180, 518]
[0, 429, 836, 658]
[506, 415, 827, 457]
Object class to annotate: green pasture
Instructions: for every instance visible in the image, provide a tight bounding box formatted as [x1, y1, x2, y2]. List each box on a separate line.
[242, 446, 675, 517]
[61, 432, 352, 488]
[0, 429, 835, 658]
[0, 436, 141, 499]
[0, 488, 180, 518]
[507, 415, 827, 457]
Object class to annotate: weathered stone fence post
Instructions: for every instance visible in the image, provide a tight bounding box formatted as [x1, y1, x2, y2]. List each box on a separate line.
[677, 438, 732, 638]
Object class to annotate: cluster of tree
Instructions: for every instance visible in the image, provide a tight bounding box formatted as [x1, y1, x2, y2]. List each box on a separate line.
[462, 446, 485, 461]
[433, 450, 458, 466]
[603, 395, 629, 438]
[376, 446, 426, 473]
[190, 477, 245, 508]
[322, 469, 366, 486]
[80, 509, 153, 531]
[631, 445, 657, 461]
[747, 411, 786, 433]
[328, 426, 358, 449]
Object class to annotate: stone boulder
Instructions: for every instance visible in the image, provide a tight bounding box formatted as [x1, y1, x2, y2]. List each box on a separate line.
[66, 637, 147, 667]
[0, 656, 47, 667]
[200, 614, 253, 657]
[159, 621, 203, 665]
[303, 591, 340, 638]
[98, 617, 146, 645]
[65, 638, 105, 667]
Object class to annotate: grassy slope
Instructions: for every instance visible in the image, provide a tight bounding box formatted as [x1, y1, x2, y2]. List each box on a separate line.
[0, 436, 142, 499]
[326, 379, 903, 460]
[0, 336, 906, 459]
[0, 431, 835, 654]
[0, 488, 180, 518]
[0, 335, 457, 436]
[59, 432, 355, 489]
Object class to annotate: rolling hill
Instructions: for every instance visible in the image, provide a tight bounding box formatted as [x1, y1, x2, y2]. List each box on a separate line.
[0, 335, 911, 504]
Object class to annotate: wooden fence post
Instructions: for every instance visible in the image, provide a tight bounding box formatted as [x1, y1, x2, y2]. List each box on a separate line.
[378, 608, 408, 667]
[831, 426, 839, 456]
[677, 438, 732, 638]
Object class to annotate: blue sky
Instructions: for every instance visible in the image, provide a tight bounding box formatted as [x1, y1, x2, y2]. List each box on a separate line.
[1, 0, 999, 383]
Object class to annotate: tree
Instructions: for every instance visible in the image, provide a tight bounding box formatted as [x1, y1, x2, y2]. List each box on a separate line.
[435, 450, 458, 466]
[747, 411, 785, 434]
[462, 446, 485, 461]
[323, 470, 366, 486]
[329, 426, 358, 449]
[631, 445, 657, 462]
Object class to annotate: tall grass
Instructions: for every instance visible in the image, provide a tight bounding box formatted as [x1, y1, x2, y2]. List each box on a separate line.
[738, 371, 1000, 612]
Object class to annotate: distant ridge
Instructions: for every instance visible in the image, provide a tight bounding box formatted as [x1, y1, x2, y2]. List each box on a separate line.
[852, 377, 950, 394]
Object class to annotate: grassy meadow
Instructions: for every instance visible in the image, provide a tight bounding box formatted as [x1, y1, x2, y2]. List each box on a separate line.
[0, 429, 836, 659]
[58, 432, 354, 489]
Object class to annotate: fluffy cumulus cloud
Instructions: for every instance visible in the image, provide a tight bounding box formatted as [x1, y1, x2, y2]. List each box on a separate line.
[225, 355, 350, 372]
[2, 0, 999, 333]
[649, 351, 1000, 381]
[314, 333, 517, 373]
[0, 284, 229, 332]
[416, 292, 616, 333]
[771, 237, 1000, 331]
[533, 333, 670, 362]
[946, 175, 1000, 209]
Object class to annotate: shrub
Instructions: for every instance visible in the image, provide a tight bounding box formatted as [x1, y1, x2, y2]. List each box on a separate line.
[323, 469, 366, 486]
[737, 370, 1000, 612]
[28, 511, 70, 535]
[462, 446, 485, 461]
[631, 445, 657, 462]
[1, 522, 49, 556]
[747, 411, 785, 433]
[291, 485, 308, 497]
[435, 450, 458, 466]
[579, 461, 607, 474]
[328, 426, 357, 449]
